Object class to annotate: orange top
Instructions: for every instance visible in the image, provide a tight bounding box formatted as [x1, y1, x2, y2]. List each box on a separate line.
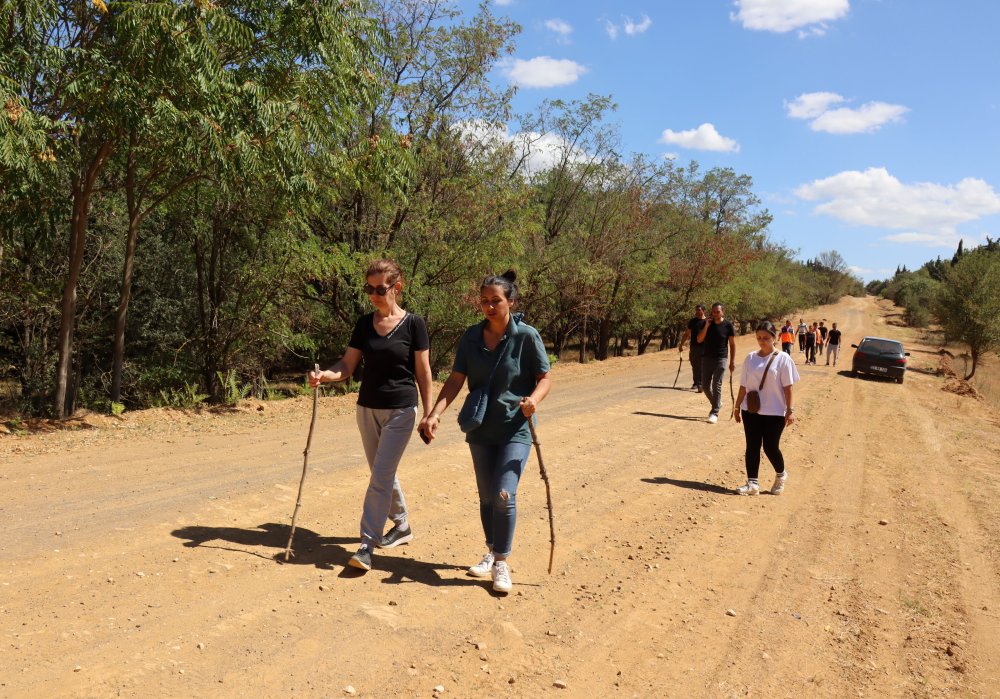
[780, 329, 795, 344]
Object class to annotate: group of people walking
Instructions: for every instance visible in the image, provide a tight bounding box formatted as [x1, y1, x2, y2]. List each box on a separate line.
[681, 304, 801, 496]
[780, 319, 841, 366]
[309, 262, 819, 589]
[309, 260, 549, 594]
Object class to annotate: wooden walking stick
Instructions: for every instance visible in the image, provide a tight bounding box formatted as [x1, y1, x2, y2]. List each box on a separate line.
[728, 370, 736, 420]
[283, 364, 321, 562]
[527, 418, 556, 574]
[672, 352, 683, 388]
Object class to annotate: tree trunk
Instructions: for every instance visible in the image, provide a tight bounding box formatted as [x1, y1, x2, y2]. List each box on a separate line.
[578, 315, 588, 364]
[964, 349, 979, 381]
[111, 153, 141, 403]
[54, 143, 113, 417]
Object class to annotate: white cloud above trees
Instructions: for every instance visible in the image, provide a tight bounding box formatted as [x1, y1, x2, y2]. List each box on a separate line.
[731, 0, 849, 35]
[658, 123, 740, 153]
[544, 18, 573, 41]
[795, 167, 1000, 247]
[501, 56, 587, 88]
[786, 92, 908, 134]
[606, 14, 652, 39]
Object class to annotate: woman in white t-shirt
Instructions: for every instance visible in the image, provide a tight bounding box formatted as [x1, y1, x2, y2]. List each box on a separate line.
[732, 321, 800, 496]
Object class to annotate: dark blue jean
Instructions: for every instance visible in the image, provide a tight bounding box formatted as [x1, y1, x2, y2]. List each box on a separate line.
[468, 441, 532, 556]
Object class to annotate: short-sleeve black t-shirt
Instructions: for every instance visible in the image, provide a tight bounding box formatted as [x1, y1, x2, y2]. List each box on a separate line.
[702, 320, 735, 359]
[348, 312, 429, 409]
[687, 317, 707, 348]
[827, 329, 842, 345]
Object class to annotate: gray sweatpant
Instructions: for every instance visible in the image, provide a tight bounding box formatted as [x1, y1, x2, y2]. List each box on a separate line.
[356, 405, 415, 548]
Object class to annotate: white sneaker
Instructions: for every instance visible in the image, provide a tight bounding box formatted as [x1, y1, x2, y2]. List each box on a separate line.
[492, 560, 512, 593]
[707, 413, 718, 424]
[771, 472, 787, 495]
[736, 480, 760, 496]
[468, 551, 495, 578]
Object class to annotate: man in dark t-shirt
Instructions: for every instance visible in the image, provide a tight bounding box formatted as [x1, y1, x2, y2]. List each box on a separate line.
[695, 302, 736, 423]
[678, 304, 707, 391]
[825, 322, 842, 367]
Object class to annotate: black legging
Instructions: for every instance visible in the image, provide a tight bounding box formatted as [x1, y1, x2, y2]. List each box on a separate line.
[741, 411, 786, 480]
[805, 338, 816, 364]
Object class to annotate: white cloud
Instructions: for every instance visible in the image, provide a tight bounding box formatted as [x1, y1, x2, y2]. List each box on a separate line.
[658, 123, 740, 153]
[810, 102, 909, 134]
[501, 56, 587, 88]
[453, 120, 592, 177]
[544, 18, 573, 39]
[786, 92, 908, 134]
[881, 232, 964, 247]
[624, 14, 652, 35]
[795, 167, 1000, 247]
[495, 0, 513, 5]
[785, 92, 845, 119]
[848, 265, 894, 278]
[605, 20, 619, 40]
[731, 0, 849, 34]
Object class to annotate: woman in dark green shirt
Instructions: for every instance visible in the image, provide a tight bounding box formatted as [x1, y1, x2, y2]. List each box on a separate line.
[421, 271, 551, 594]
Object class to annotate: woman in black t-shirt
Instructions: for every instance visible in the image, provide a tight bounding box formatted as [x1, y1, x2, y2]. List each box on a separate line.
[309, 259, 433, 572]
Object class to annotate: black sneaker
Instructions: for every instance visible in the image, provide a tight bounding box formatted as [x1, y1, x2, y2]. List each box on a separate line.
[378, 524, 413, 549]
[348, 545, 372, 571]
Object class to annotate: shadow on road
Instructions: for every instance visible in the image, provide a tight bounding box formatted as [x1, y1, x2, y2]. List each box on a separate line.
[641, 476, 733, 495]
[633, 411, 704, 421]
[171, 522, 476, 588]
[637, 385, 693, 391]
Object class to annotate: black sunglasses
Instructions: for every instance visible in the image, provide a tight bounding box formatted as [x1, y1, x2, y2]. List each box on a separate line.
[363, 283, 395, 296]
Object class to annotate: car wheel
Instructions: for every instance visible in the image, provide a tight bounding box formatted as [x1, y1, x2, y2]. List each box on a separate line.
[851, 369, 858, 377]
[897, 376, 904, 384]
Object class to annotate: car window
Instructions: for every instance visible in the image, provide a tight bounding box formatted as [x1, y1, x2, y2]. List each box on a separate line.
[859, 339, 903, 354]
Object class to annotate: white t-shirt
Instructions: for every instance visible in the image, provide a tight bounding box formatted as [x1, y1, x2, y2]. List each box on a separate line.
[739, 350, 800, 416]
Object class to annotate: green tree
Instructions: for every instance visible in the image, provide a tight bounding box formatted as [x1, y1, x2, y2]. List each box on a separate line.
[934, 248, 1000, 380]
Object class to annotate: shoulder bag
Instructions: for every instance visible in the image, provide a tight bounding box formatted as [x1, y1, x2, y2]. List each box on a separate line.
[746, 352, 778, 414]
[457, 338, 507, 433]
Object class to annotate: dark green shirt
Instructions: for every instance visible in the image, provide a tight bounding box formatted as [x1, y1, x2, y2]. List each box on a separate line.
[453, 314, 550, 445]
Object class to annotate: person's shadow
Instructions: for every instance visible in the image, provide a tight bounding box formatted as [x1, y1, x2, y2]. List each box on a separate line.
[641, 476, 733, 495]
[171, 523, 482, 589]
[633, 411, 704, 421]
[637, 385, 692, 392]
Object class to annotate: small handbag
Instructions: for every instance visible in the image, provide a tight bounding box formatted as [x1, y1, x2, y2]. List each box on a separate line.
[457, 338, 507, 433]
[746, 352, 778, 414]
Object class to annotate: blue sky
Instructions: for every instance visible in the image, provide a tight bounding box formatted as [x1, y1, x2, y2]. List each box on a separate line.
[474, 0, 1000, 281]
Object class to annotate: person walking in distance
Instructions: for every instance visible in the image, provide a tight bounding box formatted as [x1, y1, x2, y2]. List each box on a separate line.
[818, 321, 828, 357]
[678, 304, 707, 392]
[420, 271, 551, 594]
[309, 259, 433, 572]
[796, 318, 808, 353]
[696, 302, 736, 424]
[825, 322, 842, 366]
[779, 320, 795, 355]
[804, 321, 818, 365]
[733, 321, 799, 496]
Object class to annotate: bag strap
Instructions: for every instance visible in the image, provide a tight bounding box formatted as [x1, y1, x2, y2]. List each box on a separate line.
[480, 328, 509, 395]
[757, 352, 779, 391]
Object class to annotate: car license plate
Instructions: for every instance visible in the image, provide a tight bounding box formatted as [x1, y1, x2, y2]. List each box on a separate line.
[872, 366, 887, 372]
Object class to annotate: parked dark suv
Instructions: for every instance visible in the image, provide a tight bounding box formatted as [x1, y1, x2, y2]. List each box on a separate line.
[850, 337, 909, 383]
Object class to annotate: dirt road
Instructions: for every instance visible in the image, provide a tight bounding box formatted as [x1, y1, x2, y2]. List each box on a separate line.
[3, 296, 999, 698]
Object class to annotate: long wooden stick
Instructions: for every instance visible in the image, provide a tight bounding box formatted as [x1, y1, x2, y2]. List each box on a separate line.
[284, 364, 321, 561]
[527, 418, 555, 574]
[672, 352, 683, 388]
[728, 370, 735, 420]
